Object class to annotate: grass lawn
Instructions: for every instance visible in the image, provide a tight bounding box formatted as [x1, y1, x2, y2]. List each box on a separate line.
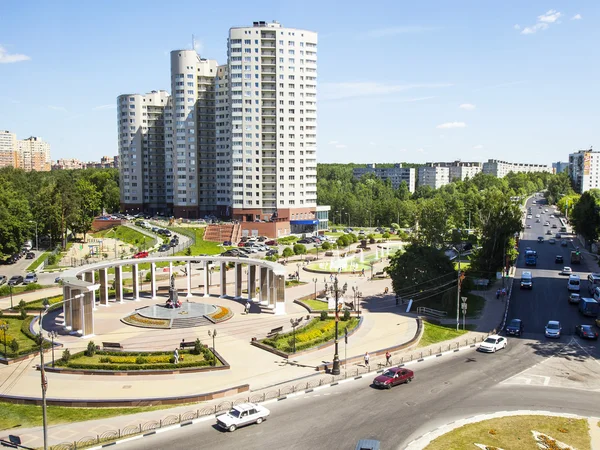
[0, 316, 39, 358]
[418, 321, 468, 348]
[93, 226, 156, 249]
[168, 227, 223, 256]
[263, 317, 359, 353]
[302, 299, 329, 310]
[26, 249, 54, 271]
[285, 280, 308, 288]
[22, 294, 63, 310]
[0, 283, 53, 298]
[425, 415, 590, 450]
[0, 403, 182, 431]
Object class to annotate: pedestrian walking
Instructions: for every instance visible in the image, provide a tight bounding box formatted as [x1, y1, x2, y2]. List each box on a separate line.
[364, 352, 370, 369]
[173, 348, 179, 364]
[385, 351, 391, 366]
[361, 268, 365, 277]
[245, 301, 251, 314]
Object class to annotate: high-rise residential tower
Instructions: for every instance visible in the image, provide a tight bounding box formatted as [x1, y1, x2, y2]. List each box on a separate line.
[0, 130, 17, 169]
[569, 149, 600, 193]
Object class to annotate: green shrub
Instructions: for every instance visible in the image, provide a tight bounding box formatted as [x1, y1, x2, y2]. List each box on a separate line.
[145, 272, 152, 282]
[62, 348, 71, 363]
[282, 247, 294, 258]
[47, 254, 58, 266]
[320, 311, 328, 321]
[321, 241, 331, 250]
[9, 339, 19, 354]
[293, 243, 307, 255]
[135, 356, 148, 364]
[99, 357, 111, 363]
[24, 283, 43, 292]
[19, 309, 27, 320]
[85, 341, 96, 357]
[342, 309, 351, 321]
[0, 310, 3, 318]
[18, 300, 26, 310]
[193, 338, 203, 355]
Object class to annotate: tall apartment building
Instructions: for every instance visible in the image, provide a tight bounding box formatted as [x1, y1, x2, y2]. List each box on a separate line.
[552, 161, 569, 174]
[428, 161, 482, 181]
[0, 130, 17, 169]
[353, 163, 416, 193]
[569, 149, 600, 193]
[482, 159, 551, 178]
[118, 21, 322, 237]
[418, 166, 450, 189]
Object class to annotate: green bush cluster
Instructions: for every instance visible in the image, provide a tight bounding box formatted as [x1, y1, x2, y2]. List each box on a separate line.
[62, 348, 71, 363]
[63, 361, 212, 371]
[277, 236, 298, 245]
[85, 341, 96, 357]
[319, 311, 328, 321]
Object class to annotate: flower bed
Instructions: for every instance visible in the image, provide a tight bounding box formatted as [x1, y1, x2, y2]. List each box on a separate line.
[208, 306, 233, 323]
[121, 314, 171, 329]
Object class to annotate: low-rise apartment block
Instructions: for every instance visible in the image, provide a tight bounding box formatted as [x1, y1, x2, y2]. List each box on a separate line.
[418, 166, 450, 189]
[427, 161, 482, 181]
[353, 163, 416, 192]
[482, 159, 551, 178]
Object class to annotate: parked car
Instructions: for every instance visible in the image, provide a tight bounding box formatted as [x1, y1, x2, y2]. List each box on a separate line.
[478, 335, 507, 353]
[372, 367, 414, 389]
[25, 251, 35, 259]
[297, 239, 311, 244]
[266, 249, 278, 257]
[54, 276, 62, 284]
[0, 275, 6, 286]
[548, 238, 556, 244]
[23, 273, 38, 285]
[265, 240, 277, 246]
[505, 319, 523, 336]
[216, 403, 270, 432]
[545, 320, 562, 338]
[8, 275, 24, 286]
[222, 240, 232, 246]
[555, 255, 564, 264]
[355, 440, 381, 450]
[575, 324, 598, 340]
[159, 244, 170, 252]
[133, 251, 149, 259]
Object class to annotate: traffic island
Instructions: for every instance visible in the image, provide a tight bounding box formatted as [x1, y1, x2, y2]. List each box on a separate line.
[420, 414, 592, 450]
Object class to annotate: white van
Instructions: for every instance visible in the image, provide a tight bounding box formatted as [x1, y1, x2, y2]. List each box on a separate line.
[588, 273, 600, 295]
[520, 271, 533, 289]
[593, 286, 600, 302]
[567, 274, 580, 292]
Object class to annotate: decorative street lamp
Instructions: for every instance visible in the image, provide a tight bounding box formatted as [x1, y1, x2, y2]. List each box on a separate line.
[48, 331, 58, 367]
[325, 277, 348, 375]
[0, 323, 8, 358]
[289, 317, 302, 354]
[369, 261, 375, 280]
[312, 278, 318, 300]
[352, 285, 361, 317]
[208, 329, 217, 366]
[296, 263, 301, 281]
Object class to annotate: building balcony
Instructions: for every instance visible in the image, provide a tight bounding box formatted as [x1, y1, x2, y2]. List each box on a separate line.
[261, 33, 276, 39]
[262, 101, 276, 108]
[262, 119, 276, 125]
[261, 111, 276, 117]
[262, 127, 276, 133]
[261, 75, 276, 82]
[262, 144, 276, 150]
[262, 93, 276, 100]
[261, 51, 276, 56]
[261, 68, 276, 74]
[260, 42, 276, 48]
[262, 136, 276, 142]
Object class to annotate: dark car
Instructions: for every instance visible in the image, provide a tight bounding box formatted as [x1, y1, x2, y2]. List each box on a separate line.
[297, 239, 311, 244]
[8, 275, 24, 286]
[575, 324, 598, 340]
[505, 318, 524, 336]
[159, 244, 170, 252]
[25, 252, 35, 259]
[266, 249, 278, 257]
[223, 241, 232, 246]
[555, 255, 564, 264]
[372, 367, 414, 389]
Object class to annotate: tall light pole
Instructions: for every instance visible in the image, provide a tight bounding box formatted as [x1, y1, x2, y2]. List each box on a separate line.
[0, 323, 8, 358]
[290, 318, 301, 354]
[38, 307, 49, 450]
[312, 277, 318, 299]
[48, 331, 58, 367]
[326, 278, 347, 375]
[208, 329, 217, 366]
[346, 212, 351, 228]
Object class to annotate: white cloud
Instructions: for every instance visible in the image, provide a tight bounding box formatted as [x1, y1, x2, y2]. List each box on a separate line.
[473, 144, 484, 149]
[48, 105, 67, 112]
[459, 103, 476, 110]
[362, 26, 436, 39]
[93, 104, 116, 111]
[572, 14, 582, 20]
[513, 24, 521, 30]
[320, 81, 452, 101]
[417, 148, 425, 153]
[0, 45, 30, 63]
[519, 9, 562, 34]
[436, 122, 466, 129]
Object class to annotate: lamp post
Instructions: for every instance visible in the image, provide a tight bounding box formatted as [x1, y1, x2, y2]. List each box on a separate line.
[0, 323, 8, 358]
[325, 277, 347, 375]
[352, 285, 361, 317]
[38, 306, 49, 450]
[9, 284, 13, 310]
[296, 263, 301, 281]
[290, 318, 302, 354]
[450, 242, 463, 332]
[208, 329, 217, 366]
[312, 277, 318, 299]
[339, 209, 344, 226]
[369, 261, 375, 280]
[48, 331, 58, 367]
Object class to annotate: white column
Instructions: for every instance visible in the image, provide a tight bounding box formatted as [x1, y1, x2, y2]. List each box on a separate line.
[169, 261, 173, 278]
[203, 261, 210, 298]
[187, 261, 193, 298]
[246, 267, 252, 301]
[132, 264, 140, 301]
[220, 262, 227, 297]
[150, 262, 157, 299]
[115, 265, 123, 303]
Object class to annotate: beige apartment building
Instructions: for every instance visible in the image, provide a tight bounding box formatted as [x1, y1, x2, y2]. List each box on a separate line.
[0, 130, 18, 168]
[0, 131, 51, 171]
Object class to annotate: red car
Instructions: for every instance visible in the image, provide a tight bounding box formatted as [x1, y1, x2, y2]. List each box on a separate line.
[133, 251, 149, 259]
[372, 367, 414, 389]
[265, 240, 277, 246]
[238, 242, 246, 247]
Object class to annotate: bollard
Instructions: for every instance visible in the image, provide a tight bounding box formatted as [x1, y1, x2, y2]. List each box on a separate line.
[196, 409, 199, 419]
[139, 424, 142, 433]
[160, 419, 163, 428]
[420, 351, 423, 358]
[439, 346, 441, 354]
[456, 342, 459, 349]
[429, 349, 432, 356]
[179, 414, 182, 422]
[97, 435, 100, 444]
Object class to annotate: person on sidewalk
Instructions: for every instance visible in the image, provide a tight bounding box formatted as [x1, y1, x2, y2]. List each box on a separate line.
[364, 352, 370, 369]
[245, 301, 251, 314]
[385, 351, 391, 366]
[173, 348, 179, 364]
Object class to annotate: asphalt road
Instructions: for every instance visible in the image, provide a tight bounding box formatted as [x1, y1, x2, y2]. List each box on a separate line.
[509, 195, 597, 337]
[117, 336, 600, 450]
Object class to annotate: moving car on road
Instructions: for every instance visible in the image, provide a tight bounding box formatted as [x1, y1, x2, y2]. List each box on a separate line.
[520, 271, 533, 289]
[549, 238, 556, 244]
[23, 273, 37, 285]
[575, 324, 598, 340]
[505, 319, 523, 336]
[8, 275, 23, 286]
[545, 321, 562, 338]
[216, 403, 270, 432]
[478, 335, 507, 353]
[132, 251, 149, 259]
[578, 297, 599, 317]
[372, 367, 414, 389]
[568, 293, 581, 304]
[555, 255, 564, 264]
[561, 266, 573, 275]
[567, 274, 580, 292]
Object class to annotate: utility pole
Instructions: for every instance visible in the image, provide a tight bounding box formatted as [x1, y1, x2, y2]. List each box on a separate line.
[456, 246, 462, 331]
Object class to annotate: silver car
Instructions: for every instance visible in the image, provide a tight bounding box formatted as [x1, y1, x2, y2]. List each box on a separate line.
[545, 321, 562, 338]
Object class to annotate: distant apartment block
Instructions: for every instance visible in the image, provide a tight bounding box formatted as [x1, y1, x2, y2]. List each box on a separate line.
[552, 161, 569, 174]
[353, 163, 416, 193]
[418, 166, 450, 189]
[0, 131, 51, 171]
[482, 159, 551, 178]
[52, 156, 118, 170]
[427, 161, 482, 181]
[569, 149, 600, 193]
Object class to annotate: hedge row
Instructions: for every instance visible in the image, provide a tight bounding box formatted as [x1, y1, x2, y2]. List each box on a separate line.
[62, 360, 213, 371]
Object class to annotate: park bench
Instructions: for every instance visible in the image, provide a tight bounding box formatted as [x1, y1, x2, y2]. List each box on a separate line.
[179, 341, 196, 349]
[344, 301, 354, 310]
[267, 326, 284, 338]
[102, 342, 123, 350]
[473, 279, 490, 288]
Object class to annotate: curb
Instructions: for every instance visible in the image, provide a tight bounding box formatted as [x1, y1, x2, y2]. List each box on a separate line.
[81, 340, 481, 449]
[404, 410, 600, 450]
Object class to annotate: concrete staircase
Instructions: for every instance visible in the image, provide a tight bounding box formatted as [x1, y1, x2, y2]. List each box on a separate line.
[203, 223, 241, 243]
[170, 316, 213, 329]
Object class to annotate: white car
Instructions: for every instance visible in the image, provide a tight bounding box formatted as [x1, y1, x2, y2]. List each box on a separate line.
[550, 214, 555, 219]
[23, 273, 38, 284]
[478, 335, 507, 353]
[544, 222, 550, 226]
[545, 321, 562, 338]
[535, 214, 541, 218]
[562, 266, 573, 275]
[216, 403, 270, 432]
[527, 215, 532, 219]
[526, 224, 532, 229]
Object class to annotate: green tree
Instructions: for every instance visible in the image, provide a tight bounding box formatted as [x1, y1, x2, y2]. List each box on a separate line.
[0, 183, 32, 258]
[282, 247, 294, 258]
[293, 243, 307, 255]
[571, 189, 600, 244]
[557, 194, 580, 219]
[72, 178, 102, 241]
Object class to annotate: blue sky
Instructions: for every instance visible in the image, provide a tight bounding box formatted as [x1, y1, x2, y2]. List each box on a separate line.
[1, 0, 598, 165]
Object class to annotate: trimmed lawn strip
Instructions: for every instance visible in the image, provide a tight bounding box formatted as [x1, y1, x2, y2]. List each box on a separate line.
[0, 402, 183, 431]
[263, 317, 359, 353]
[93, 226, 156, 249]
[168, 227, 223, 256]
[425, 415, 591, 450]
[0, 283, 53, 298]
[0, 316, 41, 358]
[418, 321, 468, 348]
[412, 291, 485, 319]
[301, 299, 330, 311]
[27, 249, 53, 272]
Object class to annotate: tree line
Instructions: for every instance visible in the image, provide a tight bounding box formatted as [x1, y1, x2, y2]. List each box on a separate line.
[0, 167, 120, 258]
